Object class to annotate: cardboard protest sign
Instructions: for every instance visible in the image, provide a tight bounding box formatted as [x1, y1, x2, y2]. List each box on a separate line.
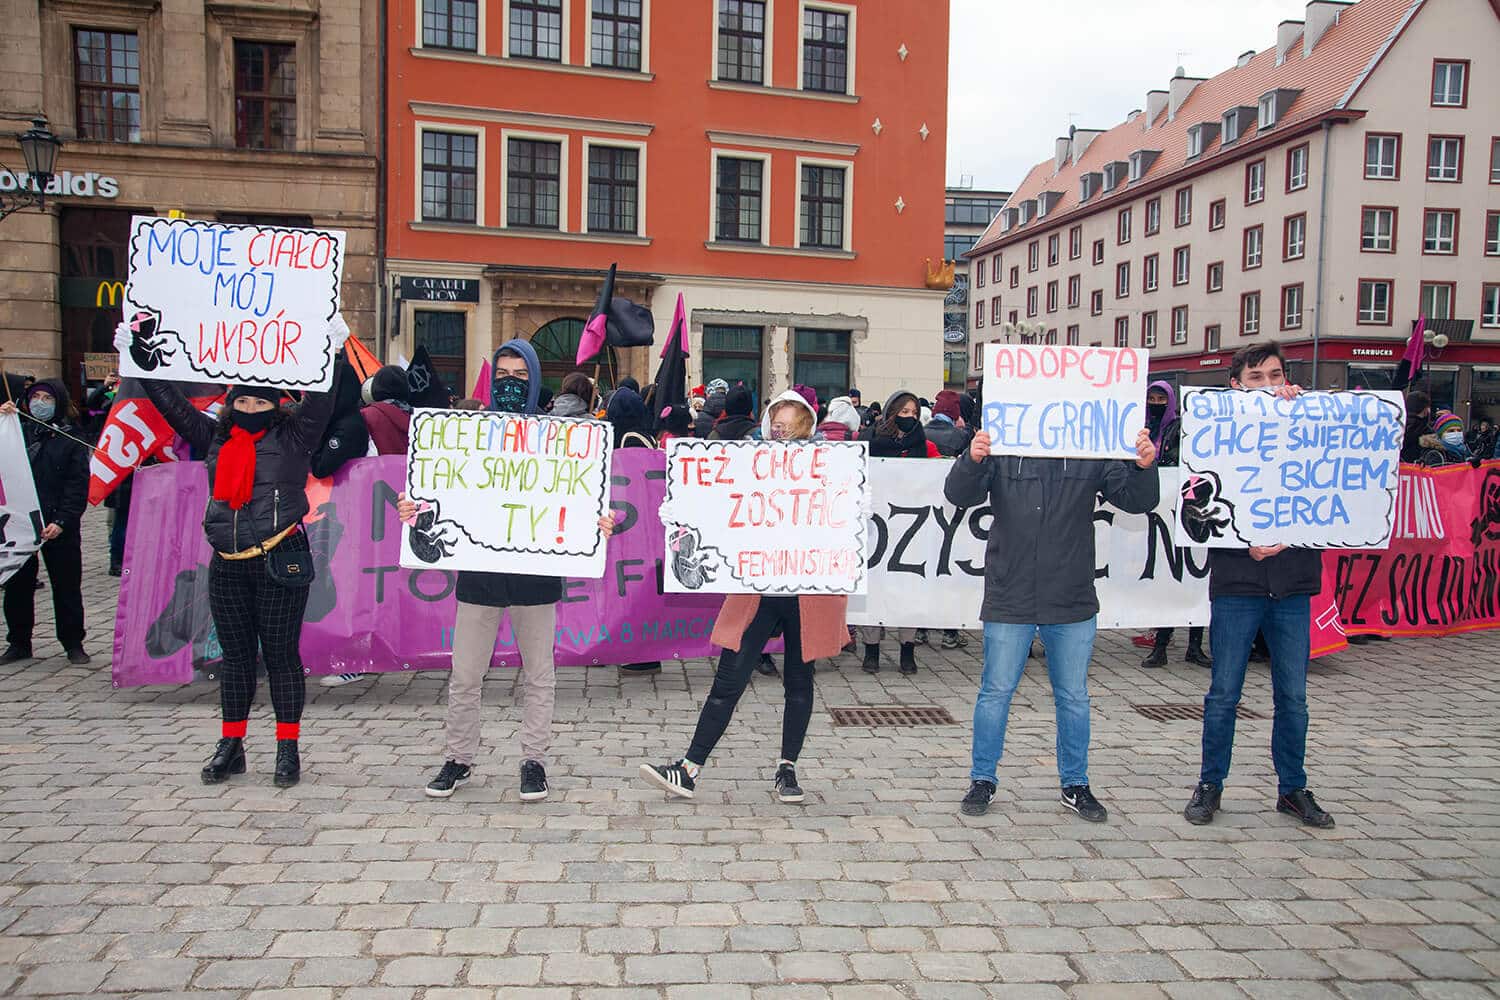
[1177, 388, 1405, 548]
[662, 439, 869, 595]
[399, 409, 613, 577]
[0, 414, 44, 586]
[981, 343, 1149, 459]
[116, 215, 346, 390]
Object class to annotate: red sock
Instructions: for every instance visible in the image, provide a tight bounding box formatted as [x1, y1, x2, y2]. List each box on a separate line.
[222, 720, 247, 739]
[276, 722, 300, 742]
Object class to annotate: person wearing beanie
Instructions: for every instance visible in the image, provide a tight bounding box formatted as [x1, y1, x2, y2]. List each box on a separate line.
[362, 364, 413, 455]
[658, 404, 693, 445]
[397, 339, 618, 801]
[1, 380, 91, 666]
[1425, 409, 1471, 464]
[137, 316, 351, 787]
[709, 384, 758, 441]
[925, 390, 970, 458]
[793, 383, 819, 414]
[817, 396, 862, 442]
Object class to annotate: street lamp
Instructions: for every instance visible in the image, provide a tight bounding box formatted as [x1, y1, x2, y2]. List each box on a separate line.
[0, 117, 63, 222]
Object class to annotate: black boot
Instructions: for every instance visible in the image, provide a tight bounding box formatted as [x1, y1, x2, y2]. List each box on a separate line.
[0, 645, 34, 665]
[756, 654, 779, 676]
[899, 642, 918, 675]
[861, 643, 880, 674]
[1141, 639, 1168, 669]
[273, 740, 301, 788]
[1185, 644, 1213, 668]
[201, 738, 246, 784]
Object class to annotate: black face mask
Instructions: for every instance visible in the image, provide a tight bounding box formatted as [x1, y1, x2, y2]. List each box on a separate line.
[230, 409, 275, 434]
[1147, 402, 1168, 420]
[493, 375, 529, 413]
[895, 416, 920, 433]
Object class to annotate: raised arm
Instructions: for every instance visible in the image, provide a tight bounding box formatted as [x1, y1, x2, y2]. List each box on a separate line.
[142, 378, 216, 457]
[944, 431, 995, 508]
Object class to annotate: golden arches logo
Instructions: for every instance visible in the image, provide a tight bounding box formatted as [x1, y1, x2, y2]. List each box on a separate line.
[95, 281, 125, 308]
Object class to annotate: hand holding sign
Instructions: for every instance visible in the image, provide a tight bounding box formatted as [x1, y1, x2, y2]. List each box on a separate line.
[1134, 429, 1157, 469]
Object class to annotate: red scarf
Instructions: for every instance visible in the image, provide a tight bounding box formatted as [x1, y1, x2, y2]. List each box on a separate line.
[212, 427, 267, 509]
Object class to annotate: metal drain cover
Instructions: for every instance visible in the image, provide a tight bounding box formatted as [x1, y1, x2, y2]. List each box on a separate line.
[1132, 702, 1264, 722]
[829, 705, 958, 727]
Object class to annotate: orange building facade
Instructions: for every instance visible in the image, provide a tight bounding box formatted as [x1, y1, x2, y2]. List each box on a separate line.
[385, 0, 949, 404]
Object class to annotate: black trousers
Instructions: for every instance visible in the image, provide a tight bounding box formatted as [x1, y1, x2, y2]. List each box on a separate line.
[3, 531, 85, 651]
[208, 532, 310, 725]
[1154, 626, 1206, 648]
[687, 596, 814, 765]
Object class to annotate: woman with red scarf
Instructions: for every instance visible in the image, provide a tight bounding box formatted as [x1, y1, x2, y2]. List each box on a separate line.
[143, 329, 344, 787]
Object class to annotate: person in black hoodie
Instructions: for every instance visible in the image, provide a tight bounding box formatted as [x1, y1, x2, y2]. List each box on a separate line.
[140, 318, 348, 787]
[1, 380, 91, 665]
[708, 385, 757, 441]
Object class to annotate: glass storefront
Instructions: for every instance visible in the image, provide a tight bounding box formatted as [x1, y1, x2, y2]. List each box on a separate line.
[1472, 368, 1500, 425]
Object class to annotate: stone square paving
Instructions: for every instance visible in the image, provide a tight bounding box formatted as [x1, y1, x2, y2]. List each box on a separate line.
[1, 515, 1497, 998]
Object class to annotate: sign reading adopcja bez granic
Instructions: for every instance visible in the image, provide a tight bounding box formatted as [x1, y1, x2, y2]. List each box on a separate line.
[661, 439, 870, 595]
[399, 409, 613, 578]
[1177, 388, 1405, 549]
[982, 343, 1150, 459]
[116, 215, 346, 390]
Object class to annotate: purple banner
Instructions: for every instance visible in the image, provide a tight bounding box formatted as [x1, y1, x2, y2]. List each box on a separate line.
[112, 451, 729, 687]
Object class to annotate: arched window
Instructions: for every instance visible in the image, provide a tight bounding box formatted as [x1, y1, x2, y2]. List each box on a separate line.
[529, 318, 618, 393]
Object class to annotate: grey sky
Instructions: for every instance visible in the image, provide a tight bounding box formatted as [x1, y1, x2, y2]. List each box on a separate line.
[946, 0, 1317, 191]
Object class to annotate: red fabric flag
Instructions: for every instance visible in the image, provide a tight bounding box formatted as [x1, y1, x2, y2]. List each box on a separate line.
[88, 378, 222, 505]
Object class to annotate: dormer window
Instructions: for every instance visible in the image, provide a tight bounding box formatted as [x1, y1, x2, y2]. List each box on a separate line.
[1222, 107, 1254, 145]
[1257, 89, 1300, 130]
[1080, 172, 1101, 201]
[1186, 123, 1219, 160]
[1102, 161, 1127, 192]
[1128, 150, 1160, 182]
[1000, 207, 1019, 232]
[1019, 199, 1037, 224]
[1037, 191, 1061, 218]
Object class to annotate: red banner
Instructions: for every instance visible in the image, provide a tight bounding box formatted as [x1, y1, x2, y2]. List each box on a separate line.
[88, 379, 222, 505]
[1324, 461, 1500, 637]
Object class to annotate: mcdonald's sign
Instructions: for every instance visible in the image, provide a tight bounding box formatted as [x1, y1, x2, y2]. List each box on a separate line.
[96, 280, 125, 308]
[59, 277, 127, 311]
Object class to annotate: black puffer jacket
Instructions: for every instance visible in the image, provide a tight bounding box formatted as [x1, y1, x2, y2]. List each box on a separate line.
[22, 380, 90, 534]
[309, 358, 370, 479]
[145, 380, 334, 553]
[924, 417, 969, 458]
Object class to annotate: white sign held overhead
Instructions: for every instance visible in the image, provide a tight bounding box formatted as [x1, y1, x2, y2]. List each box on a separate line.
[980, 343, 1150, 459]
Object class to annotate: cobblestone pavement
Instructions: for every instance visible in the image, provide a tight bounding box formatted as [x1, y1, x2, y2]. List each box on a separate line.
[1, 514, 1497, 999]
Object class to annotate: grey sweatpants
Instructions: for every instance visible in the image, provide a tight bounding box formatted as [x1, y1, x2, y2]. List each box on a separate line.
[445, 600, 557, 767]
[855, 626, 918, 646]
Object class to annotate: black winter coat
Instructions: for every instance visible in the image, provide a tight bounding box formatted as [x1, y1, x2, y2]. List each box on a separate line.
[145, 380, 334, 553]
[22, 398, 90, 534]
[708, 414, 758, 441]
[1208, 548, 1323, 600]
[308, 409, 369, 479]
[923, 418, 970, 458]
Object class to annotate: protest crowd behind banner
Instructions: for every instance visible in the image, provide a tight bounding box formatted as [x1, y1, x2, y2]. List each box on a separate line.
[982, 343, 1150, 460]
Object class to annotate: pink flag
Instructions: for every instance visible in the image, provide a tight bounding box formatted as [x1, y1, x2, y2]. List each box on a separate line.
[1394, 314, 1426, 389]
[661, 293, 687, 358]
[470, 359, 492, 406]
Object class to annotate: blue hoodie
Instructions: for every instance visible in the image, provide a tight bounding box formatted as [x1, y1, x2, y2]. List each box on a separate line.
[491, 338, 543, 414]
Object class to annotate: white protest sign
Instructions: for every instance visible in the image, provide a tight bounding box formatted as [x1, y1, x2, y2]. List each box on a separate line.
[116, 215, 346, 390]
[981, 343, 1149, 459]
[0, 414, 44, 586]
[847, 461, 1207, 629]
[1177, 388, 1405, 548]
[399, 409, 613, 577]
[662, 439, 869, 595]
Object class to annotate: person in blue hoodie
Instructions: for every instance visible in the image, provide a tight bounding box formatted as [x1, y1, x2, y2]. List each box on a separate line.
[397, 339, 616, 802]
[1140, 380, 1211, 669]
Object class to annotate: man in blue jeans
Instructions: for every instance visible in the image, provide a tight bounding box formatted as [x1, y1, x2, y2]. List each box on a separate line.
[1183, 341, 1334, 828]
[945, 421, 1158, 821]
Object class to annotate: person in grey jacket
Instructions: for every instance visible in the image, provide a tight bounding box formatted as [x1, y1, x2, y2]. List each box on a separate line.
[945, 425, 1158, 821]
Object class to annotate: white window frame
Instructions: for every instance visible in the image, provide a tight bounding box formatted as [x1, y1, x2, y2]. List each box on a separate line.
[711, 0, 774, 86]
[796, 0, 856, 97]
[1173, 246, 1190, 286]
[1142, 311, 1157, 349]
[1145, 198, 1160, 235]
[1365, 134, 1399, 179]
[1207, 261, 1224, 293]
[1171, 305, 1188, 345]
[709, 147, 771, 246]
[1245, 226, 1263, 269]
[416, 0, 488, 54]
[1257, 93, 1276, 129]
[1067, 274, 1080, 308]
[1423, 209, 1457, 255]
[1481, 285, 1500, 328]
[1432, 61, 1466, 106]
[503, 0, 573, 64]
[1246, 160, 1265, 204]
[1285, 214, 1306, 260]
[1358, 280, 1392, 325]
[585, 0, 651, 73]
[500, 127, 570, 231]
[1421, 283, 1454, 320]
[1143, 254, 1158, 293]
[1287, 144, 1309, 191]
[793, 155, 854, 251]
[580, 136, 647, 237]
[1428, 137, 1462, 182]
[1282, 285, 1303, 330]
[1362, 208, 1395, 253]
[1242, 292, 1261, 336]
[1114, 316, 1129, 347]
[415, 121, 487, 225]
[1187, 128, 1204, 159]
[1115, 261, 1130, 298]
[1487, 211, 1500, 256]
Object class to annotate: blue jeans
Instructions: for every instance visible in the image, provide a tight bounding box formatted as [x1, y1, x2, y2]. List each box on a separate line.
[971, 619, 1096, 787]
[1202, 595, 1310, 795]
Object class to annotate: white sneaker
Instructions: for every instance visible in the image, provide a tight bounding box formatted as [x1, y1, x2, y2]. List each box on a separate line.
[318, 672, 370, 688]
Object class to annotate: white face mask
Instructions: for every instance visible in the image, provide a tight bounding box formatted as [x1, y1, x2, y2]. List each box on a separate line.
[1442, 431, 1464, 446]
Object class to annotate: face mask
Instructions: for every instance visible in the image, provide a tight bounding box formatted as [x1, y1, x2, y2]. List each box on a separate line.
[29, 399, 56, 423]
[230, 409, 275, 434]
[895, 416, 919, 433]
[1442, 431, 1464, 446]
[769, 426, 787, 440]
[1147, 402, 1168, 420]
[493, 375, 529, 413]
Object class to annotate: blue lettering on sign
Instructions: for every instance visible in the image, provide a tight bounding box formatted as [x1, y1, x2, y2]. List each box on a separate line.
[1249, 493, 1351, 529]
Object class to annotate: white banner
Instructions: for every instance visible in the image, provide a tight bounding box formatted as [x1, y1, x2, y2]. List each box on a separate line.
[847, 460, 1208, 629]
[981, 343, 1149, 459]
[116, 216, 346, 390]
[1177, 388, 1405, 548]
[662, 439, 869, 595]
[399, 410, 613, 577]
[0, 414, 44, 586]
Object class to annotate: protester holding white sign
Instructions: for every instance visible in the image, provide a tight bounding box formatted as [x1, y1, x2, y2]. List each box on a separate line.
[396, 340, 618, 804]
[641, 391, 862, 805]
[115, 216, 347, 390]
[981, 343, 1150, 459]
[945, 401, 1158, 821]
[0, 411, 44, 590]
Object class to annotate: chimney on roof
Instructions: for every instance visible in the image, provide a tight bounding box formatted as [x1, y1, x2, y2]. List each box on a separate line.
[1237, 49, 1256, 68]
[1303, 1, 1344, 55]
[1071, 128, 1103, 164]
[1276, 20, 1304, 65]
[1126, 108, 1142, 123]
[1144, 89, 1168, 128]
[1168, 73, 1203, 122]
[1054, 136, 1071, 173]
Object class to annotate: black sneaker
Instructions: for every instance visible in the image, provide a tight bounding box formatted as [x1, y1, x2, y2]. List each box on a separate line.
[639, 760, 696, 799]
[960, 779, 996, 816]
[1277, 788, 1335, 828]
[1141, 646, 1167, 669]
[1183, 781, 1222, 825]
[774, 763, 804, 803]
[940, 630, 967, 650]
[0, 645, 33, 665]
[520, 759, 548, 802]
[756, 654, 779, 677]
[425, 759, 471, 799]
[1060, 784, 1108, 823]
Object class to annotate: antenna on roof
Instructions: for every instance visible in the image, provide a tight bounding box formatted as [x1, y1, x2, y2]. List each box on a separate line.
[1174, 51, 1191, 77]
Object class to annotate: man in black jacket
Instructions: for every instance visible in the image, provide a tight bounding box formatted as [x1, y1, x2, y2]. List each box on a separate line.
[945, 419, 1158, 822]
[1184, 342, 1334, 829]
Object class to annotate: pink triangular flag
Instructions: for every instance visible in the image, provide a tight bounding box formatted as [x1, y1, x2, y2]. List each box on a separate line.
[661, 293, 688, 359]
[471, 359, 492, 406]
